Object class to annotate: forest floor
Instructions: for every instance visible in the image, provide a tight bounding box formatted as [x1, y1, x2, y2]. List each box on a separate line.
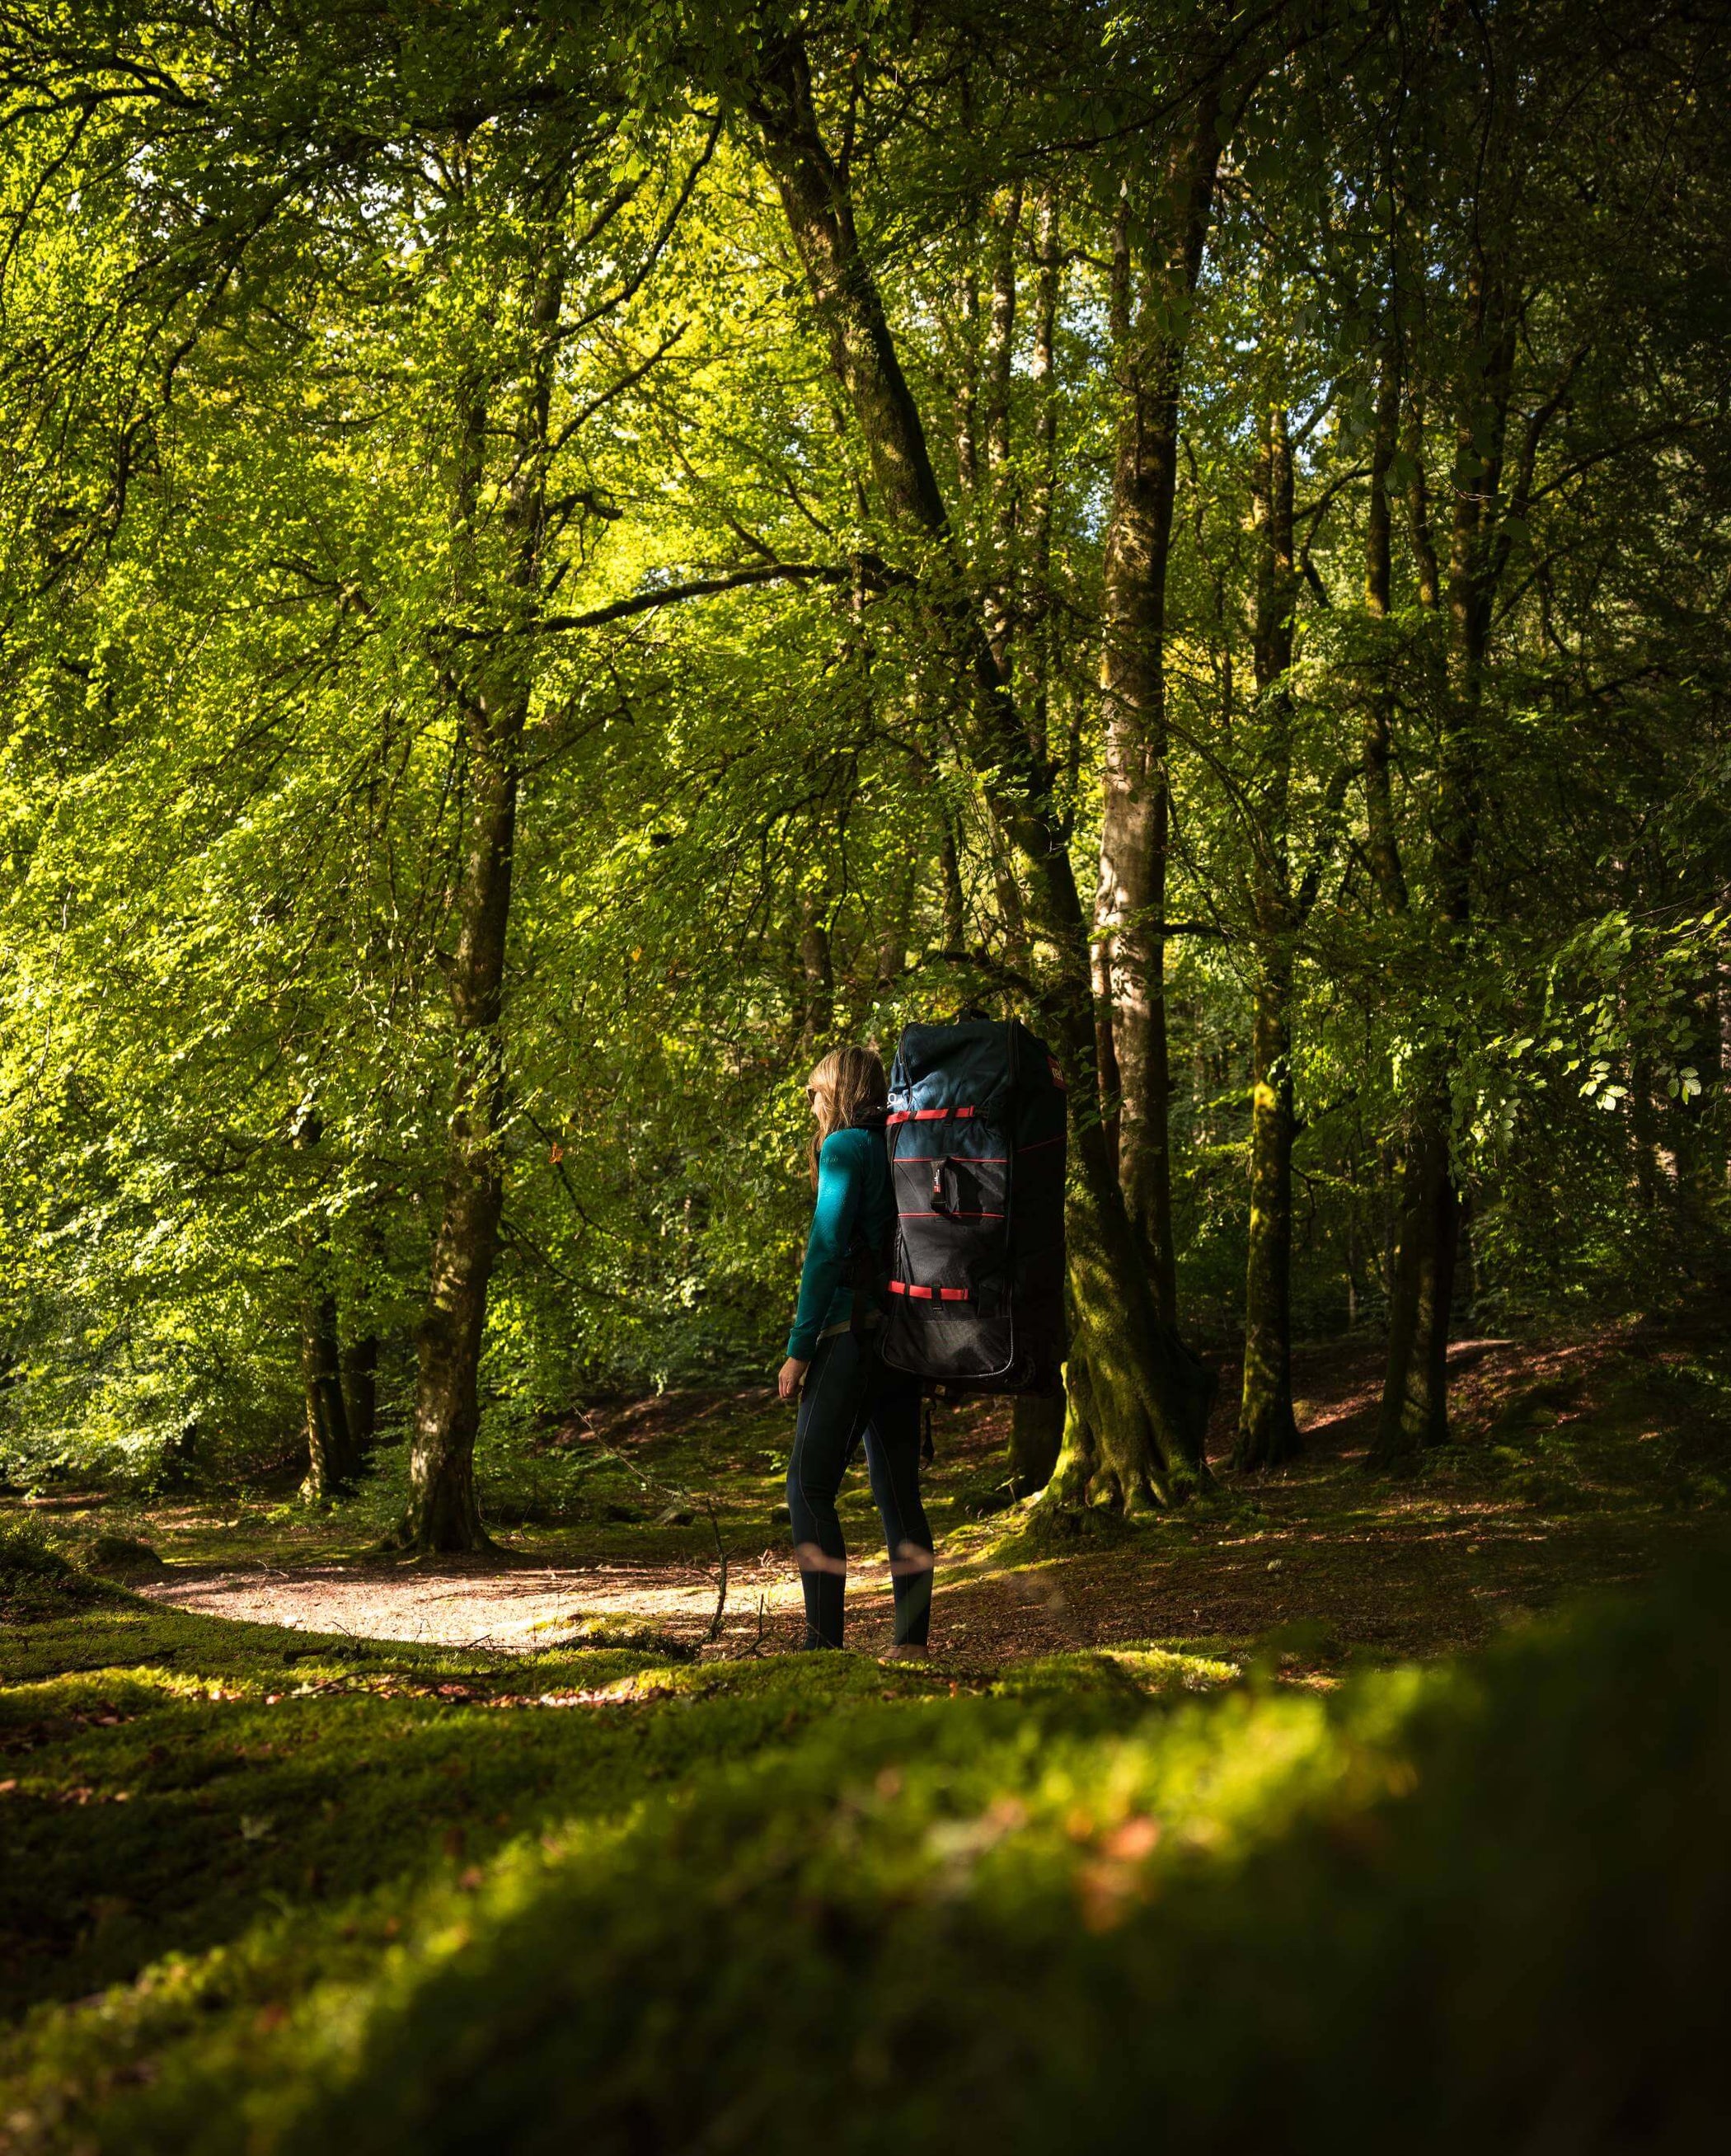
[2, 1309, 1728, 2153]
[35, 1307, 1731, 1667]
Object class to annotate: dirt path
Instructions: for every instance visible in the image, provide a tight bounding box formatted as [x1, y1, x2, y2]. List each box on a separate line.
[143, 1552, 830, 1655]
[134, 1322, 1710, 1665]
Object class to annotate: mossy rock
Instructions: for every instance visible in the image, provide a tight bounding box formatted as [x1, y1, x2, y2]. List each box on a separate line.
[1505, 1469, 1595, 1514]
[487, 1497, 585, 1527]
[83, 1533, 170, 1579]
[1489, 1378, 1581, 1439]
[0, 1519, 105, 1613]
[550, 1615, 697, 1660]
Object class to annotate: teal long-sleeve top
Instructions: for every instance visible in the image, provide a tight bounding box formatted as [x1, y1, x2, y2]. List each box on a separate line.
[785, 1125, 894, 1360]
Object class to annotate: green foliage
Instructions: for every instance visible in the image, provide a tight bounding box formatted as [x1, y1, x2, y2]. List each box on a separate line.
[0, 0, 1727, 1492]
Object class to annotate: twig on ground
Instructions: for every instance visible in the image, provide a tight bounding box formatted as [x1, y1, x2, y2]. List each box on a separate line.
[706, 1496, 729, 1642]
[575, 1428, 733, 1645]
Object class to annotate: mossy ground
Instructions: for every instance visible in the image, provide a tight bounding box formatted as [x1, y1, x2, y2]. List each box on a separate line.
[2, 1312, 1729, 2152]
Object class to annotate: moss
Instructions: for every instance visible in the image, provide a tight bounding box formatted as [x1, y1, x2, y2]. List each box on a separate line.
[2, 1560, 1725, 2154]
[4, 1322, 1730, 2149]
[0, 1521, 111, 1621]
[82, 1537, 169, 1580]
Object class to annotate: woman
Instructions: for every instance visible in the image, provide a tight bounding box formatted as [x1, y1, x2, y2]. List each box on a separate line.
[777, 1045, 934, 1654]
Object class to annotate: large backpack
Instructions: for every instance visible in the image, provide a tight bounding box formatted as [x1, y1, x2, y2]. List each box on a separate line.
[878, 1017, 1067, 1395]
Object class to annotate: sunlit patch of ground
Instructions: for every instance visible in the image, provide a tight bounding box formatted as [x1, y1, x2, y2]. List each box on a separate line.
[72, 1309, 1724, 1670]
[140, 1555, 822, 1653]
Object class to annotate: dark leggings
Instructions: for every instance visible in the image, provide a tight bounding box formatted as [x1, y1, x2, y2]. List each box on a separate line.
[787, 1331, 933, 1651]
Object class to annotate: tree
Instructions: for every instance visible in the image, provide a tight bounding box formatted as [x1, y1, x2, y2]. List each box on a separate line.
[735, 16, 1230, 1508]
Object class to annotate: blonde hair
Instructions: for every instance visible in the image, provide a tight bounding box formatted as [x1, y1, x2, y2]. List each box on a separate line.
[807, 1044, 888, 1187]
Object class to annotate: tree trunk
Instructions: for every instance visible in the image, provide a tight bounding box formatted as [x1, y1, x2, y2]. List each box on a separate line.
[1235, 404, 1302, 1473]
[341, 1329, 378, 1454]
[938, 808, 968, 949]
[1363, 322, 1409, 913]
[397, 256, 562, 1551]
[1372, 233, 1512, 1464]
[1235, 956, 1301, 1469]
[953, 251, 979, 497]
[1051, 1117, 1218, 1508]
[1371, 1080, 1459, 1460]
[876, 857, 914, 989]
[981, 182, 1021, 667]
[340, 1208, 385, 1453]
[748, 37, 1213, 1500]
[403, 726, 518, 1549]
[1091, 891, 1124, 1181]
[291, 1104, 359, 1502]
[300, 1285, 358, 1502]
[1009, 1395, 1063, 1499]
[1026, 181, 1060, 759]
[1095, 121, 1220, 1322]
[799, 897, 835, 1043]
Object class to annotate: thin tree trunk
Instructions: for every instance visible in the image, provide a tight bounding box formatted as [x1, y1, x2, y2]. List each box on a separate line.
[748, 38, 1213, 1501]
[300, 1286, 357, 1502]
[397, 256, 562, 1550]
[877, 857, 914, 989]
[1719, 945, 1731, 1193]
[988, 826, 1030, 968]
[1026, 182, 1060, 759]
[1630, 1055, 1663, 1210]
[1372, 256, 1512, 1464]
[1363, 322, 1409, 913]
[404, 721, 518, 1548]
[1095, 119, 1220, 1322]
[938, 808, 968, 950]
[292, 1104, 359, 1502]
[1404, 393, 1442, 611]
[1235, 957, 1300, 1469]
[340, 1208, 385, 1453]
[1009, 1394, 1064, 1499]
[981, 182, 1021, 668]
[1236, 404, 1302, 1472]
[954, 251, 979, 497]
[1374, 1082, 1458, 1455]
[799, 897, 835, 1043]
[341, 1331, 378, 1455]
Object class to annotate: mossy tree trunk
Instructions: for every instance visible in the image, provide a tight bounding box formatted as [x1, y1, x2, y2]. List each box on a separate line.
[748, 35, 1214, 1505]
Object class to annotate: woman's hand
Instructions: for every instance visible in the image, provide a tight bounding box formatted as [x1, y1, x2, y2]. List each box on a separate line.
[777, 1356, 809, 1403]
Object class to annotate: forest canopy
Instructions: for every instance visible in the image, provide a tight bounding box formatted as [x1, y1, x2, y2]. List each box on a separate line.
[1, 0, 1727, 1547]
